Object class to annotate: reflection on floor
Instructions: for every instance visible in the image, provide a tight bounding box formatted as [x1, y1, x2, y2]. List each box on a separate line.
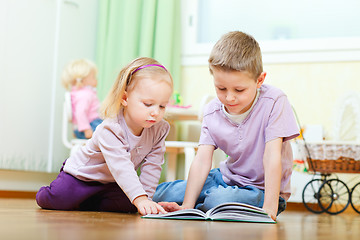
[1, 199, 359, 240]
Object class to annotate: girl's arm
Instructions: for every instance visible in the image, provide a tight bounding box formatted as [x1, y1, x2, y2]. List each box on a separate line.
[138, 145, 164, 199]
[182, 144, 215, 209]
[262, 137, 283, 220]
[139, 124, 169, 199]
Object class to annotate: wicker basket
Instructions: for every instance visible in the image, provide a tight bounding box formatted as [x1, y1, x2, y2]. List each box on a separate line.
[307, 157, 360, 173]
[305, 141, 360, 174]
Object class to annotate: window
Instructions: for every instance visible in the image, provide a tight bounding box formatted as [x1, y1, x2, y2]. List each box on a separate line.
[181, 0, 360, 65]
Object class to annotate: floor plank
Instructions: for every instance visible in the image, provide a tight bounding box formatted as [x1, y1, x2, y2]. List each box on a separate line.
[1, 198, 360, 240]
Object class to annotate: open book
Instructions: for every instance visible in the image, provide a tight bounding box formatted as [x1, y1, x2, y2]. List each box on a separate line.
[142, 202, 276, 223]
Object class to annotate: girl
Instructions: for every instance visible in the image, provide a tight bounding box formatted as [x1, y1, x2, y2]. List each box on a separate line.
[37, 57, 173, 215]
[61, 59, 102, 139]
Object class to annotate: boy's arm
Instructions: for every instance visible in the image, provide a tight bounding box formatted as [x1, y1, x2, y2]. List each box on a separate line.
[182, 144, 215, 209]
[262, 137, 283, 220]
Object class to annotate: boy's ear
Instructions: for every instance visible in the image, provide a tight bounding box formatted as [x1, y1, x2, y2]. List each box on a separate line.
[121, 91, 128, 106]
[256, 72, 266, 88]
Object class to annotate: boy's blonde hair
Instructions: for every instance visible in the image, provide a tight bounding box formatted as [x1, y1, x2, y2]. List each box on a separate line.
[208, 31, 263, 79]
[101, 57, 173, 118]
[61, 59, 98, 90]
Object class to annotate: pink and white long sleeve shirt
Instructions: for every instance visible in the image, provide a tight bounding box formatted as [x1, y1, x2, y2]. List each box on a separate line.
[71, 86, 101, 131]
[63, 111, 170, 202]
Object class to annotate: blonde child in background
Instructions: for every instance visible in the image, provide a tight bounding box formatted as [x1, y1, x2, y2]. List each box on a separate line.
[153, 31, 300, 221]
[37, 57, 173, 215]
[61, 59, 102, 139]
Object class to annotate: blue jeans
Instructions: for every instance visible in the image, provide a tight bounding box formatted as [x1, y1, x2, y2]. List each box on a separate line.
[153, 168, 286, 214]
[74, 118, 103, 139]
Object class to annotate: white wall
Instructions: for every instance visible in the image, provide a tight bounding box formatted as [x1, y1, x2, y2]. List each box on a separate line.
[0, 170, 58, 192]
[180, 62, 360, 140]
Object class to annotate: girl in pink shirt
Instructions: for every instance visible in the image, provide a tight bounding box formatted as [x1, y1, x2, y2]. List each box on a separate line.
[61, 59, 102, 139]
[37, 57, 173, 215]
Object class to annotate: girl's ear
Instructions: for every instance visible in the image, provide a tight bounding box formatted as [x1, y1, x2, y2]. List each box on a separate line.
[121, 91, 128, 107]
[256, 72, 266, 88]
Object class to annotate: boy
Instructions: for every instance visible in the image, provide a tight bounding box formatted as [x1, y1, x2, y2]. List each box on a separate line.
[153, 31, 299, 220]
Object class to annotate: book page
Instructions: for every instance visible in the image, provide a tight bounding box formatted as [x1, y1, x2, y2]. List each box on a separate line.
[205, 202, 275, 223]
[207, 202, 266, 216]
[143, 202, 275, 223]
[143, 208, 206, 220]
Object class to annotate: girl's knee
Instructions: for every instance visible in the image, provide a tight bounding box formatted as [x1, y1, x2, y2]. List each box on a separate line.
[36, 186, 49, 208]
[36, 186, 78, 210]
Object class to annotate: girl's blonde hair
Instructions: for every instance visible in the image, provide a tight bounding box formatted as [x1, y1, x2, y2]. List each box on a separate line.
[101, 57, 173, 118]
[208, 31, 263, 79]
[61, 59, 98, 90]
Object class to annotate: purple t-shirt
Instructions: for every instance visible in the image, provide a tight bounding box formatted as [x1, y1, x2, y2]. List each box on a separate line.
[199, 84, 299, 200]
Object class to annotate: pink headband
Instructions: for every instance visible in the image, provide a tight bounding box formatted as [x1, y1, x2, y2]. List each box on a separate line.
[131, 64, 167, 75]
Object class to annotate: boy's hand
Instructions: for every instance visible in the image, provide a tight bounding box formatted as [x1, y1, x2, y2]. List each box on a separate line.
[262, 206, 277, 221]
[157, 202, 191, 212]
[133, 195, 167, 216]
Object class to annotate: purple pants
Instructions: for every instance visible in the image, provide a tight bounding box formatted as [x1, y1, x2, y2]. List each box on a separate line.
[36, 167, 137, 213]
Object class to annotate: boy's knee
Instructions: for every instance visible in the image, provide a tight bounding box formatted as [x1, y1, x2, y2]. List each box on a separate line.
[201, 185, 264, 211]
[206, 186, 229, 200]
[153, 180, 187, 203]
[199, 186, 228, 211]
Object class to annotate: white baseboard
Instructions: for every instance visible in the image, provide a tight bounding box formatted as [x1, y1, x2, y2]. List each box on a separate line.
[0, 169, 58, 192]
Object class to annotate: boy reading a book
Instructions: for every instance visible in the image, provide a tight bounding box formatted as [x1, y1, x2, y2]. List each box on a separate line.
[153, 31, 299, 221]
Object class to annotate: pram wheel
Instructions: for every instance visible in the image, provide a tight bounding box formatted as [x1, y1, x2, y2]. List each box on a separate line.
[318, 179, 350, 215]
[302, 179, 328, 214]
[350, 182, 360, 214]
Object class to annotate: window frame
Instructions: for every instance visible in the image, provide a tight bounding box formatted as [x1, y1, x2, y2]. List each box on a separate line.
[181, 0, 360, 66]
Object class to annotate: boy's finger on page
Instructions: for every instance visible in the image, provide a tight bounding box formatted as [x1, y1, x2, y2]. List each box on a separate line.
[168, 202, 180, 208]
[172, 203, 182, 211]
[158, 202, 173, 209]
[157, 204, 167, 214]
[158, 201, 170, 206]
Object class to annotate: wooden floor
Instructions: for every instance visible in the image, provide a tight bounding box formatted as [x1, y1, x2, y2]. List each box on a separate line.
[1, 198, 360, 240]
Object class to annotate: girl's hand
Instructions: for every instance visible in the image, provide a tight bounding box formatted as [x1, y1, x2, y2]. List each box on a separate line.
[133, 195, 167, 215]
